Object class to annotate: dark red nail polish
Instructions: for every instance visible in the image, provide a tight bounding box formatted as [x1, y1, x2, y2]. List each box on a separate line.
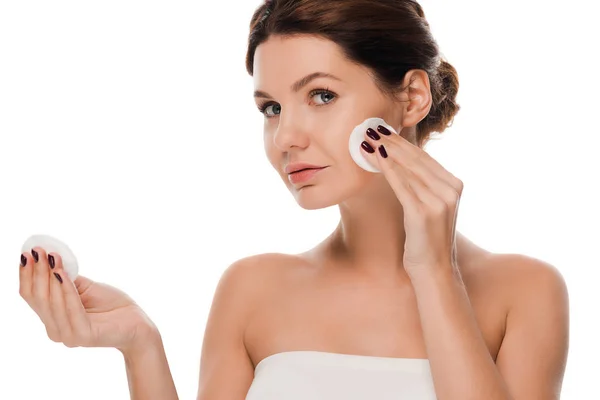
[377, 125, 392, 136]
[20, 254, 27, 267]
[54, 273, 63, 284]
[366, 128, 380, 140]
[379, 145, 388, 158]
[361, 141, 375, 153]
[31, 249, 39, 263]
[48, 255, 55, 269]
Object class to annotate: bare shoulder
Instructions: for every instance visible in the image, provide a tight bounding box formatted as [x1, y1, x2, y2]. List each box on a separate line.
[197, 252, 304, 396]
[479, 254, 570, 397]
[215, 252, 309, 310]
[477, 252, 568, 300]
[221, 252, 307, 285]
[462, 250, 569, 329]
[504, 254, 569, 325]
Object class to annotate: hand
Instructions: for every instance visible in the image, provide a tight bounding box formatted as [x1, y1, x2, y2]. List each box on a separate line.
[19, 247, 158, 354]
[361, 125, 463, 276]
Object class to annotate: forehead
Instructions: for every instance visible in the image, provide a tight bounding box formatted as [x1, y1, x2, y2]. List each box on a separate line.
[253, 35, 354, 88]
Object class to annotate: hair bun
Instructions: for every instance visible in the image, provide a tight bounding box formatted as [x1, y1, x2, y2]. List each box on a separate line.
[417, 59, 460, 145]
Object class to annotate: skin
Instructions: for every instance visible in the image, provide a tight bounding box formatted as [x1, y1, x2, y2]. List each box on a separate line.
[197, 35, 569, 399]
[17, 34, 568, 400]
[19, 248, 179, 399]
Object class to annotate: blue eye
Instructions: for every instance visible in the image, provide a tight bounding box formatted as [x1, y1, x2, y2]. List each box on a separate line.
[257, 88, 337, 118]
[258, 103, 281, 118]
[310, 89, 336, 105]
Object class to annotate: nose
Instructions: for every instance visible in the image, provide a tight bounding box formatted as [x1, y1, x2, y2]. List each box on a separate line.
[272, 111, 310, 151]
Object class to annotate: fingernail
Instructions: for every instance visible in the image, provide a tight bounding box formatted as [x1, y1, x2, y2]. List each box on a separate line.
[31, 249, 39, 263]
[20, 254, 27, 267]
[366, 128, 380, 140]
[379, 145, 388, 158]
[54, 273, 63, 284]
[377, 125, 392, 136]
[361, 141, 375, 153]
[48, 255, 55, 269]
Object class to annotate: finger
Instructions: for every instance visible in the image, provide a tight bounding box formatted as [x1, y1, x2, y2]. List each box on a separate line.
[30, 247, 61, 340]
[49, 260, 75, 347]
[365, 130, 444, 188]
[370, 126, 463, 193]
[376, 143, 459, 233]
[73, 275, 95, 296]
[19, 252, 33, 300]
[361, 140, 420, 212]
[374, 141, 462, 247]
[363, 131, 460, 204]
[383, 158, 441, 207]
[360, 135, 445, 213]
[53, 254, 90, 346]
[31, 246, 50, 303]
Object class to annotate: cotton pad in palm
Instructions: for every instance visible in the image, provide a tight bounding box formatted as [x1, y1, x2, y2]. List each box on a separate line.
[21, 234, 79, 280]
[348, 117, 398, 172]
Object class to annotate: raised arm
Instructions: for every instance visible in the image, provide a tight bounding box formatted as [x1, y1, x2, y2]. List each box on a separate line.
[18, 248, 179, 400]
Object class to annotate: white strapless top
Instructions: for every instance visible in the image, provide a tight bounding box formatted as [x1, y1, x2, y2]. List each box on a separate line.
[245, 351, 438, 400]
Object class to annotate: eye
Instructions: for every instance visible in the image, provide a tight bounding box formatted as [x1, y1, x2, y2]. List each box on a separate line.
[256, 88, 337, 119]
[310, 88, 337, 105]
[258, 102, 281, 118]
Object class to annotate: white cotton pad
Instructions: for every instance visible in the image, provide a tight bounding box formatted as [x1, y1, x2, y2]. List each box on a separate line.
[21, 234, 79, 280]
[348, 117, 398, 173]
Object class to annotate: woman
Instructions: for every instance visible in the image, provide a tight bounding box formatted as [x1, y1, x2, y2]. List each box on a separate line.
[18, 0, 569, 399]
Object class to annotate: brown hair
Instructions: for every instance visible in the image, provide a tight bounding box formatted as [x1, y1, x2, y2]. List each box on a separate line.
[245, 0, 460, 148]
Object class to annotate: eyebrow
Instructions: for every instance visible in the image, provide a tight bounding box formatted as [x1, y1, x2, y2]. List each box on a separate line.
[254, 71, 342, 99]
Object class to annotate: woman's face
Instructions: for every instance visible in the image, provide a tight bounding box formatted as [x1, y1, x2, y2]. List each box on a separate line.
[253, 35, 404, 210]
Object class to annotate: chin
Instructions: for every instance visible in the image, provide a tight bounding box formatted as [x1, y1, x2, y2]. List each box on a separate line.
[292, 185, 337, 210]
[291, 180, 369, 210]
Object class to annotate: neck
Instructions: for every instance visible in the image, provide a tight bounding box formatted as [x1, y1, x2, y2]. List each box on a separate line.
[326, 175, 411, 281]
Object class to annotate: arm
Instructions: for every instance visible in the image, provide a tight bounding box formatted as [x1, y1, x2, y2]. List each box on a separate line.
[495, 257, 569, 399]
[196, 257, 260, 400]
[121, 329, 179, 400]
[409, 255, 568, 400]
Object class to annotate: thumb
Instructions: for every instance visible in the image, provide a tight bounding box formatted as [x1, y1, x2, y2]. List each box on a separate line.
[73, 275, 95, 295]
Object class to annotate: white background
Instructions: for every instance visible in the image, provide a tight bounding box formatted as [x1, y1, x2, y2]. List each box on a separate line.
[1, 0, 598, 398]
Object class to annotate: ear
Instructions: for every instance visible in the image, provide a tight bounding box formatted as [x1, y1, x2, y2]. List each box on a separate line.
[397, 69, 432, 129]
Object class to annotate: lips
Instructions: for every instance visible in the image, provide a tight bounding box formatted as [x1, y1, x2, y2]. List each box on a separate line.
[290, 167, 323, 174]
[287, 167, 326, 184]
[284, 162, 326, 174]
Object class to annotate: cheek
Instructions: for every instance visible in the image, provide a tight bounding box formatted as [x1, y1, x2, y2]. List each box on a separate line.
[323, 98, 379, 161]
[315, 109, 353, 158]
[263, 132, 279, 169]
[325, 124, 361, 168]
